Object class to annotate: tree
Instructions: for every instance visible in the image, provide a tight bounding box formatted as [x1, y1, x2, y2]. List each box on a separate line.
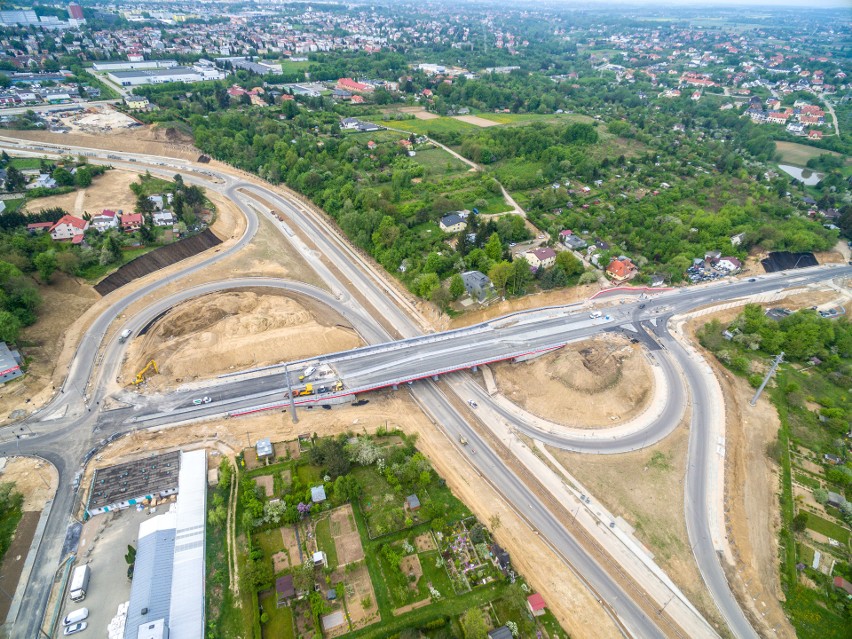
[51, 167, 74, 187]
[507, 258, 532, 296]
[555, 250, 583, 276]
[75, 167, 92, 188]
[578, 270, 599, 285]
[484, 232, 503, 262]
[5, 166, 25, 192]
[124, 544, 137, 565]
[0, 311, 22, 343]
[293, 561, 315, 592]
[136, 194, 155, 214]
[488, 261, 513, 294]
[449, 273, 465, 300]
[56, 251, 80, 275]
[792, 512, 808, 532]
[460, 608, 488, 639]
[33, 250, 57, 283]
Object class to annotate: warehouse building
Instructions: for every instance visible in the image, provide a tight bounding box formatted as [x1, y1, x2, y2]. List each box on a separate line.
[86, 451, 180, 517]
[93, 60, 179, 72]
[0, 342, 23, 385]
[107, 64, 224, 87]
[124, 449, 207, 639]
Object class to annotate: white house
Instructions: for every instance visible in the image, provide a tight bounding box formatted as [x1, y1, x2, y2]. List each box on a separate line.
[27, 174, 57, 190]
[49, 215, 88, 240]
[523, 247, 557, 270]
[90, 210, 119, 232]
[717, 256, 742, 272]
[153, 210, 176, 227]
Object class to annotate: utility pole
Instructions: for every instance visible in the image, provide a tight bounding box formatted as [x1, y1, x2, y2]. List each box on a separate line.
[750, 351, 784, 406]
[283, 363, 298, 423]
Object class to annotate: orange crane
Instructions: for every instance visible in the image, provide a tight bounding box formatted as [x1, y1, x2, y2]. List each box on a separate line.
[133, 360, 159, 385]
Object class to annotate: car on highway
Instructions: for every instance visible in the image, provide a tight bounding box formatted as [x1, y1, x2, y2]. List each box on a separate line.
[64, 622, 87, 635]
[748, 278, 756, 282]
[638, 304, 646, 309]
[192, 397, 212, 405]
[468, 400, 478, 408]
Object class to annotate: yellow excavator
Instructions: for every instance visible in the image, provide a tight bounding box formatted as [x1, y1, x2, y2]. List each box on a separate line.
[134, 360, 159, 385]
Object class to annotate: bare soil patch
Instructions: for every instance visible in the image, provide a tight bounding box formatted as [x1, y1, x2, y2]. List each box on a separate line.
[121, 291, 361, 388]
[494, 336, 653, 427]
[331, 504, 364, 566]
[453, 115, 500, 127]
[24, 168, 141, 216]
[0, 457, 58, 511]
[343, 563, 379, 630]
[255, 475, 274, 497]
[414, 532, 436, 552]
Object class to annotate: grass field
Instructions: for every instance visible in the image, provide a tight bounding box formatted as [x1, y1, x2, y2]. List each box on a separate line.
[295, 464, 322, 485]
[410, 147, 470, 177]
[2, 197, 24, 213]
[79, 246, 158, 282]
[260, 592, 295, 639]
[8, 157, 44, 170]
[254, 528, 285, 562]
[278, 59, 311, 74]
[775, 140, 843, 167]
[374, 117, 477, 137]
[804, 512, 850, 545]
[476, 112, 595, 126]
[314, 517, 339, 569]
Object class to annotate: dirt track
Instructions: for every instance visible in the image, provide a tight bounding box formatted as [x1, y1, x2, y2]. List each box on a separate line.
[122, 290, 361, 387]
[494, 336, 653, 427]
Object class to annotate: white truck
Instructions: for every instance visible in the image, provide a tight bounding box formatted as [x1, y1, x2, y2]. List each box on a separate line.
[118, 329, 132, 343]
[69, 565, 90, 602]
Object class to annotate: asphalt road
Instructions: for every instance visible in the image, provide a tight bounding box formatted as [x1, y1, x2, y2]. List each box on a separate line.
[1, 136, 848, 639]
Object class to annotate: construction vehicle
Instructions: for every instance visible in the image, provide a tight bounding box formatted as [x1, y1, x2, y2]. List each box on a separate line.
[299, 366, 317, 381]
[333, 380, 344, 392]
[297, 384, 314, 397]
[133, 360, 159, 385]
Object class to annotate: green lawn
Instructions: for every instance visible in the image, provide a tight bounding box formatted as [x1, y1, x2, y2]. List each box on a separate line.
[134, 173, 175, 197]
[295, 464, 322, 485]
[79, 246, 159, 282]
[260, 592, 295, 639]
[314, 517, 338, 569]
[784, 583, 850, 639]
[2, 197, 24, 213]
[774, 140, 843, 167]
[278, 59, 311, 74]
[255, 529, 285, 562]
[411, 147, 470, 177]
[374, 116, 477, 137]
[8, 157, 45, 170]
[0, 487, 22, 564]
[476, 112, 594, 126]
[804, 512, 850, 545]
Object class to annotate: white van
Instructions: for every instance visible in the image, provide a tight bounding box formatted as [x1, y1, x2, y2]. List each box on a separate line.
[63, 608, 89, 626]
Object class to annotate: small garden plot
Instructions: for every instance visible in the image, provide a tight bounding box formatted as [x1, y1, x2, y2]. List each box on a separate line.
[296, 463, 323, 485]
[340, 563, 379, 630]
[259, 591, 295, 639]
[330, 504, 365, 566]
[314, 517, 339, 569]
[376, 536, 455, 610]
[255, 475, 274, 497]
[440, 519, 504, 592]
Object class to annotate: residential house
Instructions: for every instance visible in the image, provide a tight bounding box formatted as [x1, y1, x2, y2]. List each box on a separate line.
[405, 494, 421, 511]
[275, 575, 296, 606]
[124, 95, 149, 109]
[488, 627, 513, 639]
[120, 212, 143, 232]
[310, 485, 326, 503]
[153, 210, 176, 227]
[523, 247, 556, 270]
[49, 215, 88, 241]
[716, 256, 742, 272]
[27, 173, 57, 190]
[340, 117, 360, 130]
[606, 257, 638, 282]
[730, 232, 745, 247]
[461, 270, 494, 301]
[312, 550, 328, 568]
[148, 194, 165, 210]
[527, 593, 547, 617]
[827, 491, 845, 509]
[90, 209, 119, 232]
[823, 454, 843, 465]
[26, 221, 53, 233]
[256, 438, 273, 460]
[560, 229, 587, 250]
[808, 130, 823, 140]
[336, 78, 372, 93]
[833, 577, 852, 596]
[439, 213, 465, 233]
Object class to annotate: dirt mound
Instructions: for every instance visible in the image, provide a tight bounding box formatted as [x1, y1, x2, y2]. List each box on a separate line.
[123, 291, 361, 387]
[494, 336, 653, 428]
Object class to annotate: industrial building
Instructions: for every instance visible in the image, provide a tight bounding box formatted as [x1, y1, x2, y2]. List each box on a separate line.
[124, 449, 207, 639]
[86, 451, 181, 517]
[92, 60, 179, 72]
[107, 64, 225, 87]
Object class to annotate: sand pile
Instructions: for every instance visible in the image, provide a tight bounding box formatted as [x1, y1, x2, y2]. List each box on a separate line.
[124, 291, 362, 386]
[494, 336, 653, 428]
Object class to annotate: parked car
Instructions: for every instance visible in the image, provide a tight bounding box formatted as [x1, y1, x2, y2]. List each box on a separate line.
[64, 622, 87, 636]
[63, 609, 89, 626]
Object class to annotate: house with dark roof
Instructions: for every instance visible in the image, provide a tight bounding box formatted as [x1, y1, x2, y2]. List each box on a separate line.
[461, 270, 494, 302]
[523, 247, 556, 270]
[488, 626, 513, 639]
[406, 494, 421, 511]
[439, 213, 465, 233]
[276, 575, 296, 606]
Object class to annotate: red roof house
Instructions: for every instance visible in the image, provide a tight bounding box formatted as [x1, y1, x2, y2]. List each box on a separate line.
[27, 221, 54, 233]
[49, 215, 88, 241]
[606, 257, 638, 282]
[808, 130, 823, 140]
[833, 576, 852, 596]
[527, 593, 547, 616]
[121, 213, 143, 232]
[336, 78, 372, 93]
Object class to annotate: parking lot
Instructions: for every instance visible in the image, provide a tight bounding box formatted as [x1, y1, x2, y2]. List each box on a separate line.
[56, 506, 152, 637]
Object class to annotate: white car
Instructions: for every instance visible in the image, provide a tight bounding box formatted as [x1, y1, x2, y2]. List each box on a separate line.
[63, 608, 89, 626]
[192, 397, 212, 405]
[64, 622, 87, 636]
[468, 400, 478, 408]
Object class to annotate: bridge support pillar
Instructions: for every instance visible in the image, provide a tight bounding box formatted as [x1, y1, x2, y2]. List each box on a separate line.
[471, 365, 478, 372]
[432, 375, 439, 382]
[392, 384, 398, 391]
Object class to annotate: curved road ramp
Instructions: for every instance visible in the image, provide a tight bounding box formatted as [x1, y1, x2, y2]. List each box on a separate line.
[94, 229, 222, 296]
